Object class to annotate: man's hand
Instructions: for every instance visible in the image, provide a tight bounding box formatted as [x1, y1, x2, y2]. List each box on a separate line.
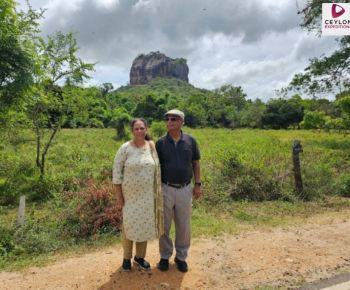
[193, 185, 203, 199]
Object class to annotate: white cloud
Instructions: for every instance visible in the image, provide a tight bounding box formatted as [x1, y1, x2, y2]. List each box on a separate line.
[17, 0, 337, 100]
[93, 0, 120, 9]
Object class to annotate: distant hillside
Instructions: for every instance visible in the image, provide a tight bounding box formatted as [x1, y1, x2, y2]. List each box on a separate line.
[114, 77, 214, 102]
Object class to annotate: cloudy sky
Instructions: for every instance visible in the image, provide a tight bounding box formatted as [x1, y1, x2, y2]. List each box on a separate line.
[18, 0, 337, 100]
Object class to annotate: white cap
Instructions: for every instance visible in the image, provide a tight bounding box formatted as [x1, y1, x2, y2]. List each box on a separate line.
[164, 109, 185, 119]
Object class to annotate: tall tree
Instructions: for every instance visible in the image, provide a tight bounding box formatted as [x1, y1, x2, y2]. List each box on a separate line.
[214, 85, 247, 111]
[0, 0, 41, 109]
[261, 98, 304, 129]
[240, 99, 266, 128]
[27, 30, 94, 179]
[290, 37, 350, 95]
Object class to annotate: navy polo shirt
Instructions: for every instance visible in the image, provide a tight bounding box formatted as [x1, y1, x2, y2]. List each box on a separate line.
[156, 132, 200, 184]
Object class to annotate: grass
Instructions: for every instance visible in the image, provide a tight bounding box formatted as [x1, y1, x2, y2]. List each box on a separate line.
[1, 197, 349, 271]
[1, 128, 350, 271]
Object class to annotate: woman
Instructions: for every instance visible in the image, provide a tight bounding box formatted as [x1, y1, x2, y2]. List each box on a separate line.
[112, 118, 164, 271]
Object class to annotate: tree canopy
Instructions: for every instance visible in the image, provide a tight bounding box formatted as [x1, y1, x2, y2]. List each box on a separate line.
[289, 1, 350, 95]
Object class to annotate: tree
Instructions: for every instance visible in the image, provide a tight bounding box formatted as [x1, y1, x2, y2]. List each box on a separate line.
[183, 104, 207, 128]
[133, 94, 166, 122]
[240, 99, 266, 128]
[0, 0, 41, 110]
[100, 82, 114, 98]
[290, 37, 350, 95]
[262, 98, 304, 129]
[336, 95, 350, 129]
[300, 110, 326, 129]
[289, 1, 350, 95]
[27, 31, 94, 179]
[324, 116, 345, 132]
[214, 85, 247, 111]
[109, 107, 132, 139]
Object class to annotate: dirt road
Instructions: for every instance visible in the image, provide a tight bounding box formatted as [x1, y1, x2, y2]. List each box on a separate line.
[1, 211, 350, 290]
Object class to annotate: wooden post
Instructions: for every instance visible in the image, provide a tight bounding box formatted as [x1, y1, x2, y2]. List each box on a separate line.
[17, 195, 26, 226]
[292, 140, 303, 196]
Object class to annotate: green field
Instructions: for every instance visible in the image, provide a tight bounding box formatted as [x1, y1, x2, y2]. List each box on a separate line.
[0, 128, 349, 270]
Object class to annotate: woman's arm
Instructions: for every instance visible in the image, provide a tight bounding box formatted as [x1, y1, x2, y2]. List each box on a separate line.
[112, 143, 128, 208]
[114, 184, 124, 209]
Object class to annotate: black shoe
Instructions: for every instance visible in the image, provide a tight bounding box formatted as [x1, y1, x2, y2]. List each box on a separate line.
[133, 256, 151, 270]
[174, 257, 188, 272]
[157, 258, 169, 271]
[122, 259, 131, 272]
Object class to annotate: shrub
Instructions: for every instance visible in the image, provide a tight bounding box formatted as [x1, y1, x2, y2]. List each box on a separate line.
[0, 223, 15, 257]
[88, 118, 105, 128]
[336, 175, 350, 197]
[221, 151, 282, 201]
[150, 121, 166, 139]
[0, 157, 36, 205]
[13, 217, 63, 255]
[0, 214, 64, 258]
[62, 179, 122, 238]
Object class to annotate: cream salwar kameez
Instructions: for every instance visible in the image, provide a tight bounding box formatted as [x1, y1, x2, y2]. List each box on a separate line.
[113, 141, 158, 242]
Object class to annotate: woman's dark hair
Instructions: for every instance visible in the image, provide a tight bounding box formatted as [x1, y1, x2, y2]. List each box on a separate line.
[130, 118, 152, 140]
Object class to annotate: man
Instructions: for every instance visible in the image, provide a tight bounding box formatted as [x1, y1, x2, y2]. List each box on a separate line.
[156, 109, 202, 272]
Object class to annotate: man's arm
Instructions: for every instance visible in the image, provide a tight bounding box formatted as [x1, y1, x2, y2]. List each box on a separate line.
[192, 160, 202, 199]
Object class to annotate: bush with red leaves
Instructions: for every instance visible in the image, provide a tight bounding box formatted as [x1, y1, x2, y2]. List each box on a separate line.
[62, 179, 122, 238]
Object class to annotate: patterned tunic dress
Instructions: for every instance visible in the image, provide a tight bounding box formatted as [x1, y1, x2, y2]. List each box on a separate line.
[113, 141, 157, 242]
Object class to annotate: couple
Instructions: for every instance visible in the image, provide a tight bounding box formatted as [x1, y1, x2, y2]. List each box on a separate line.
[112, 109, 202, 273]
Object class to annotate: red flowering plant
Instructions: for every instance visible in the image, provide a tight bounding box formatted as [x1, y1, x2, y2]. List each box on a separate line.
[62, 179, 122, 238]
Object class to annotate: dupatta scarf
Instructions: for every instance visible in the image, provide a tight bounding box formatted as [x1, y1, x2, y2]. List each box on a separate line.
[149, 141, 164, 238]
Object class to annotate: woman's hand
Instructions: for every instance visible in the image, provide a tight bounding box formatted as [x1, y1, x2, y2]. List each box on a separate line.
[114, 184, 125, 209]
[116, 194, 125, 209]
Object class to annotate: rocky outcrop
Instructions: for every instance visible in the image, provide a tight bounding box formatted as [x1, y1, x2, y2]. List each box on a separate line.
[129, 51, 189, 85]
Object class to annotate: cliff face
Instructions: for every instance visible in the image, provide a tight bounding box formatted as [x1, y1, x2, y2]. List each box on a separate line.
[129, 51, 189, 85]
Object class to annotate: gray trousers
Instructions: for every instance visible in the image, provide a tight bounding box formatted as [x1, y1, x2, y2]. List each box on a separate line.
[159, 183, 192, 261]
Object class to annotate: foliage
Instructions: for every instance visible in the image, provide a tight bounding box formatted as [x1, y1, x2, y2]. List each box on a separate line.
[240, 99, 266, 128]
[150, 120, 166, 138]
[62, 179, 122, 238]
[1, 128, 350, 269]
[290, 37, 350, 95]
[133, 94, 167, 122]
[221, 151, 282, 201]
[298, 0, 343, 34]
[289, 1, 350, 95]
[0, 2, 94, 180]
[335, 175, 350, 197]
[0, 222, 15, 257]
[261, 98, 304, 129]
[26, 31, 94, 179]
[300, 110, 326, 129]
[109, 107, 132, 139]
[336, 94, 350, 124]
[0, 0, 40, 109]
[214, 84, 247, 111]
[0, 210, 65, 258]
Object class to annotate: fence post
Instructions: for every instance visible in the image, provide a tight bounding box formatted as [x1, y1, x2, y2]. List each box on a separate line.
[292, 140, 303, 196]
[17, 195, 26, 226]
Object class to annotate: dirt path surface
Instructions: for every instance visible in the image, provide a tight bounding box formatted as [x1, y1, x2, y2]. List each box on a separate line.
[1, 212, 350, 290]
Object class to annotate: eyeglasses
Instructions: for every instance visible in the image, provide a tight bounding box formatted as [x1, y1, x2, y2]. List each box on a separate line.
[164, 117, 179, 122]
